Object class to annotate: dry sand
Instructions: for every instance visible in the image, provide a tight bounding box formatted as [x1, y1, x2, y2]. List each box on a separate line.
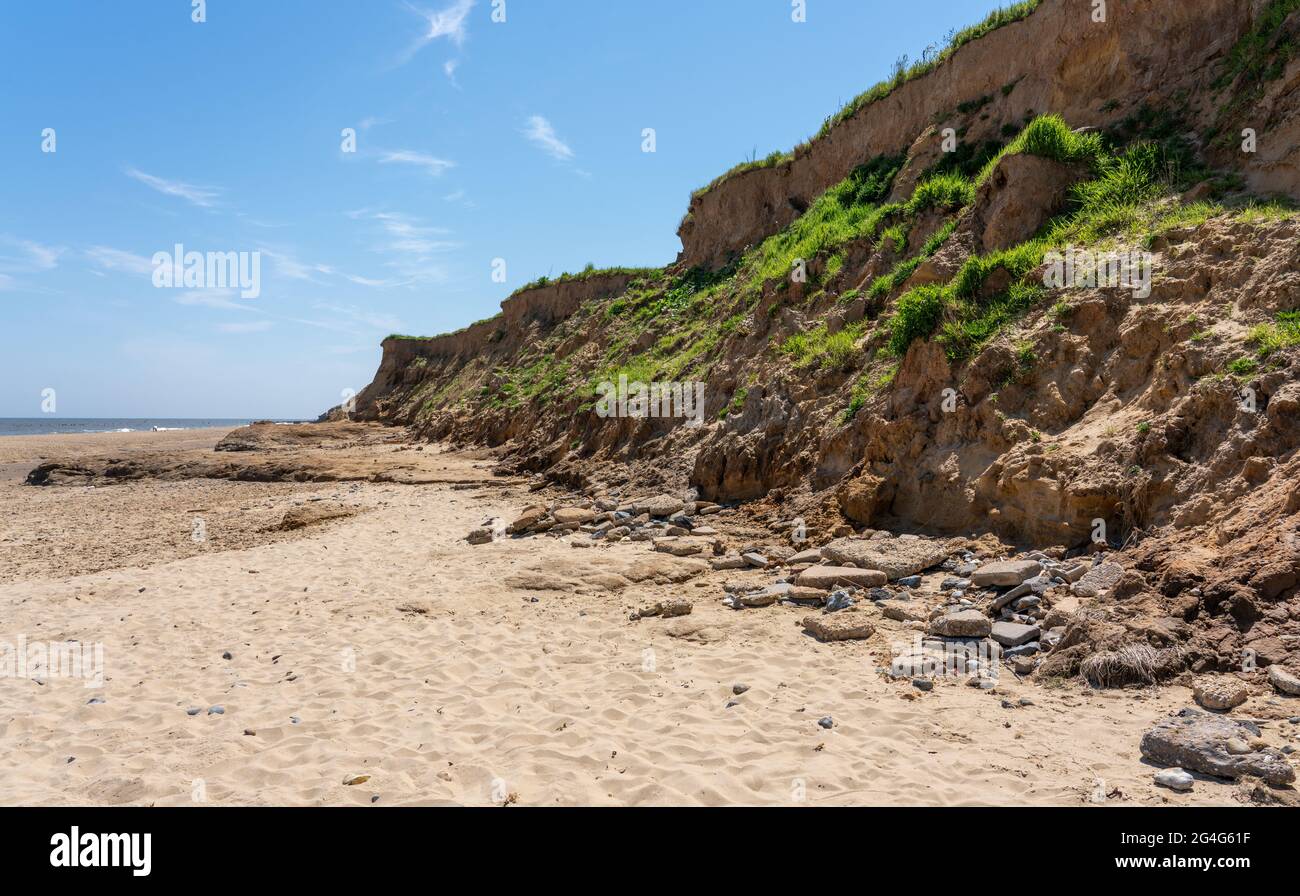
[0, 428, 1275, 806]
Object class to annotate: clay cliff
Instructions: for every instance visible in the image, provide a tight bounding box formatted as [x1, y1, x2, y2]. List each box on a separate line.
[346, 0, 1300, 673]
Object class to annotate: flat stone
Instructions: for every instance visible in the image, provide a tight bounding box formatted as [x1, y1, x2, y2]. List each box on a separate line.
[971, 560, 1042, 588]
[990, 621, 1040, 648]
[1139, 709, 1295, 786]
[928, 609, 992, 638]
[742, 552, 769, 568]
[738, 583, 791, 607]
[787, 548, 823, 565]
[709, 555, 750, 570]
[819, 536, 951, 581]
[653, 538, 707, 556]
[1073, 561, 1125, 598]
[1268, 665, 1300, 697]
[880, 600, 926, 623]
[796, 565, 887, 589]
[802, 612, 876, 642]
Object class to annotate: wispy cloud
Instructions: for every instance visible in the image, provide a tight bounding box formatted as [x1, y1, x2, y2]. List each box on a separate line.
[86, 245, 155, 276]
[0, 238, 64, 285]
[524, 115, 575, 161]
[173, 289, 255, 312]
[399, 0, 475, 64]
[125, 168, 221, 208]
[347, 209, 458, 286]
[379, 149, 456, 178]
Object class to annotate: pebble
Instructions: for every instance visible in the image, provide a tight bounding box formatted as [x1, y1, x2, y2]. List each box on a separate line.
[725, 700, 739, 709]
[208, 705, 225, 715]
[912, 678, 933, 692]
[817, 716, 834, 729]
[732, 683, 750, 695]
[222, 651, 233, 660]
[87, 697, 104, 705]
[896, 576, 922, 588]
[1154, 768, 1195, 792]
[186, 706, 202, 716]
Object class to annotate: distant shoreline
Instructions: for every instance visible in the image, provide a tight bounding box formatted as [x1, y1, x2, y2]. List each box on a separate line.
[0, 418, 304, 437]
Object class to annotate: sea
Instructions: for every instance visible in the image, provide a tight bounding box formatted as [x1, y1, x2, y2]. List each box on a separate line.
[0, 418, 292, 437]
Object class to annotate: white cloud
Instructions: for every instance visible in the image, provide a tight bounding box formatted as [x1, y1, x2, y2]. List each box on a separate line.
[217, 320, 273, 334]
[379, 149, 456, 178]
[86, 245, 156, 275]
[400, 0, 475, 63]
[524, 115, 575, 161]
[125, 168, 221, 208]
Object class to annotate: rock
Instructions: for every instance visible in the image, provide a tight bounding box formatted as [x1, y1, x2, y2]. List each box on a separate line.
[880, 600, 926, 623]
[552, 507, 596, 525]
[732, 683, 750, 695]
[742, 552, 769, 568]
[1193, 677, 1250, 712]
[1073, 561, 1125, 598]
[817, 716, 834, 729]
[1267, 665, 1300, 697]
[802, 611, 876, 642]
[639, 495, 684, 517]
[1139, 709, 1295, 786]
[465, 527, 494, 545]
[788, 548, 823, 565]
[1154, 768, 1195, 792]
[635, 598, 693, 619]
[1010, 656, 1038, 676]
[796, 565, 887, 589]
[653, 538, 707, 556]
[825, 590, 854, 612]
[222, 651, 233, 660]
[208, 705, 224, 715]
[912, 677, 934, 692]
[820, 536, 950, 580]
[186, 706, 202, 716]
[990, 621, 1040, 648]
[709, 555, 751, 570]
[896, 575, 922, 588]
[737, 583, 791, 607]
[506, 506, 546, 534]
[928, 609, 992, 638]
[971, 560, 1042, 588]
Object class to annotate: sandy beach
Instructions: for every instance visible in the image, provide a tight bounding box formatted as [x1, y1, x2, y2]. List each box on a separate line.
[0, 426, 1287, 807]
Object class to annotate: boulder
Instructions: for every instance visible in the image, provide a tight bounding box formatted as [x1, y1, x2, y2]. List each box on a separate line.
[796, 565, 887, 590]
[819, 536, 950, 580]
[971, 560, 1042, 588]
[1139, 709, 1295, 786]
[802, 612, 876, 642]
[928, 610, 993, 639]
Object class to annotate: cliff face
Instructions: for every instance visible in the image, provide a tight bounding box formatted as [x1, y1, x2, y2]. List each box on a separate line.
[353, 271, 638, 423]
[677, 0, 1297, 270]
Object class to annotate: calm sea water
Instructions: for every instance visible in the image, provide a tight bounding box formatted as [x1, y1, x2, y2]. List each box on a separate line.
[0, 418, 274, 437]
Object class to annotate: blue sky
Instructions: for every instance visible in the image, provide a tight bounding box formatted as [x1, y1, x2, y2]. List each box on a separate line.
[0, 0, 1009, 418]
